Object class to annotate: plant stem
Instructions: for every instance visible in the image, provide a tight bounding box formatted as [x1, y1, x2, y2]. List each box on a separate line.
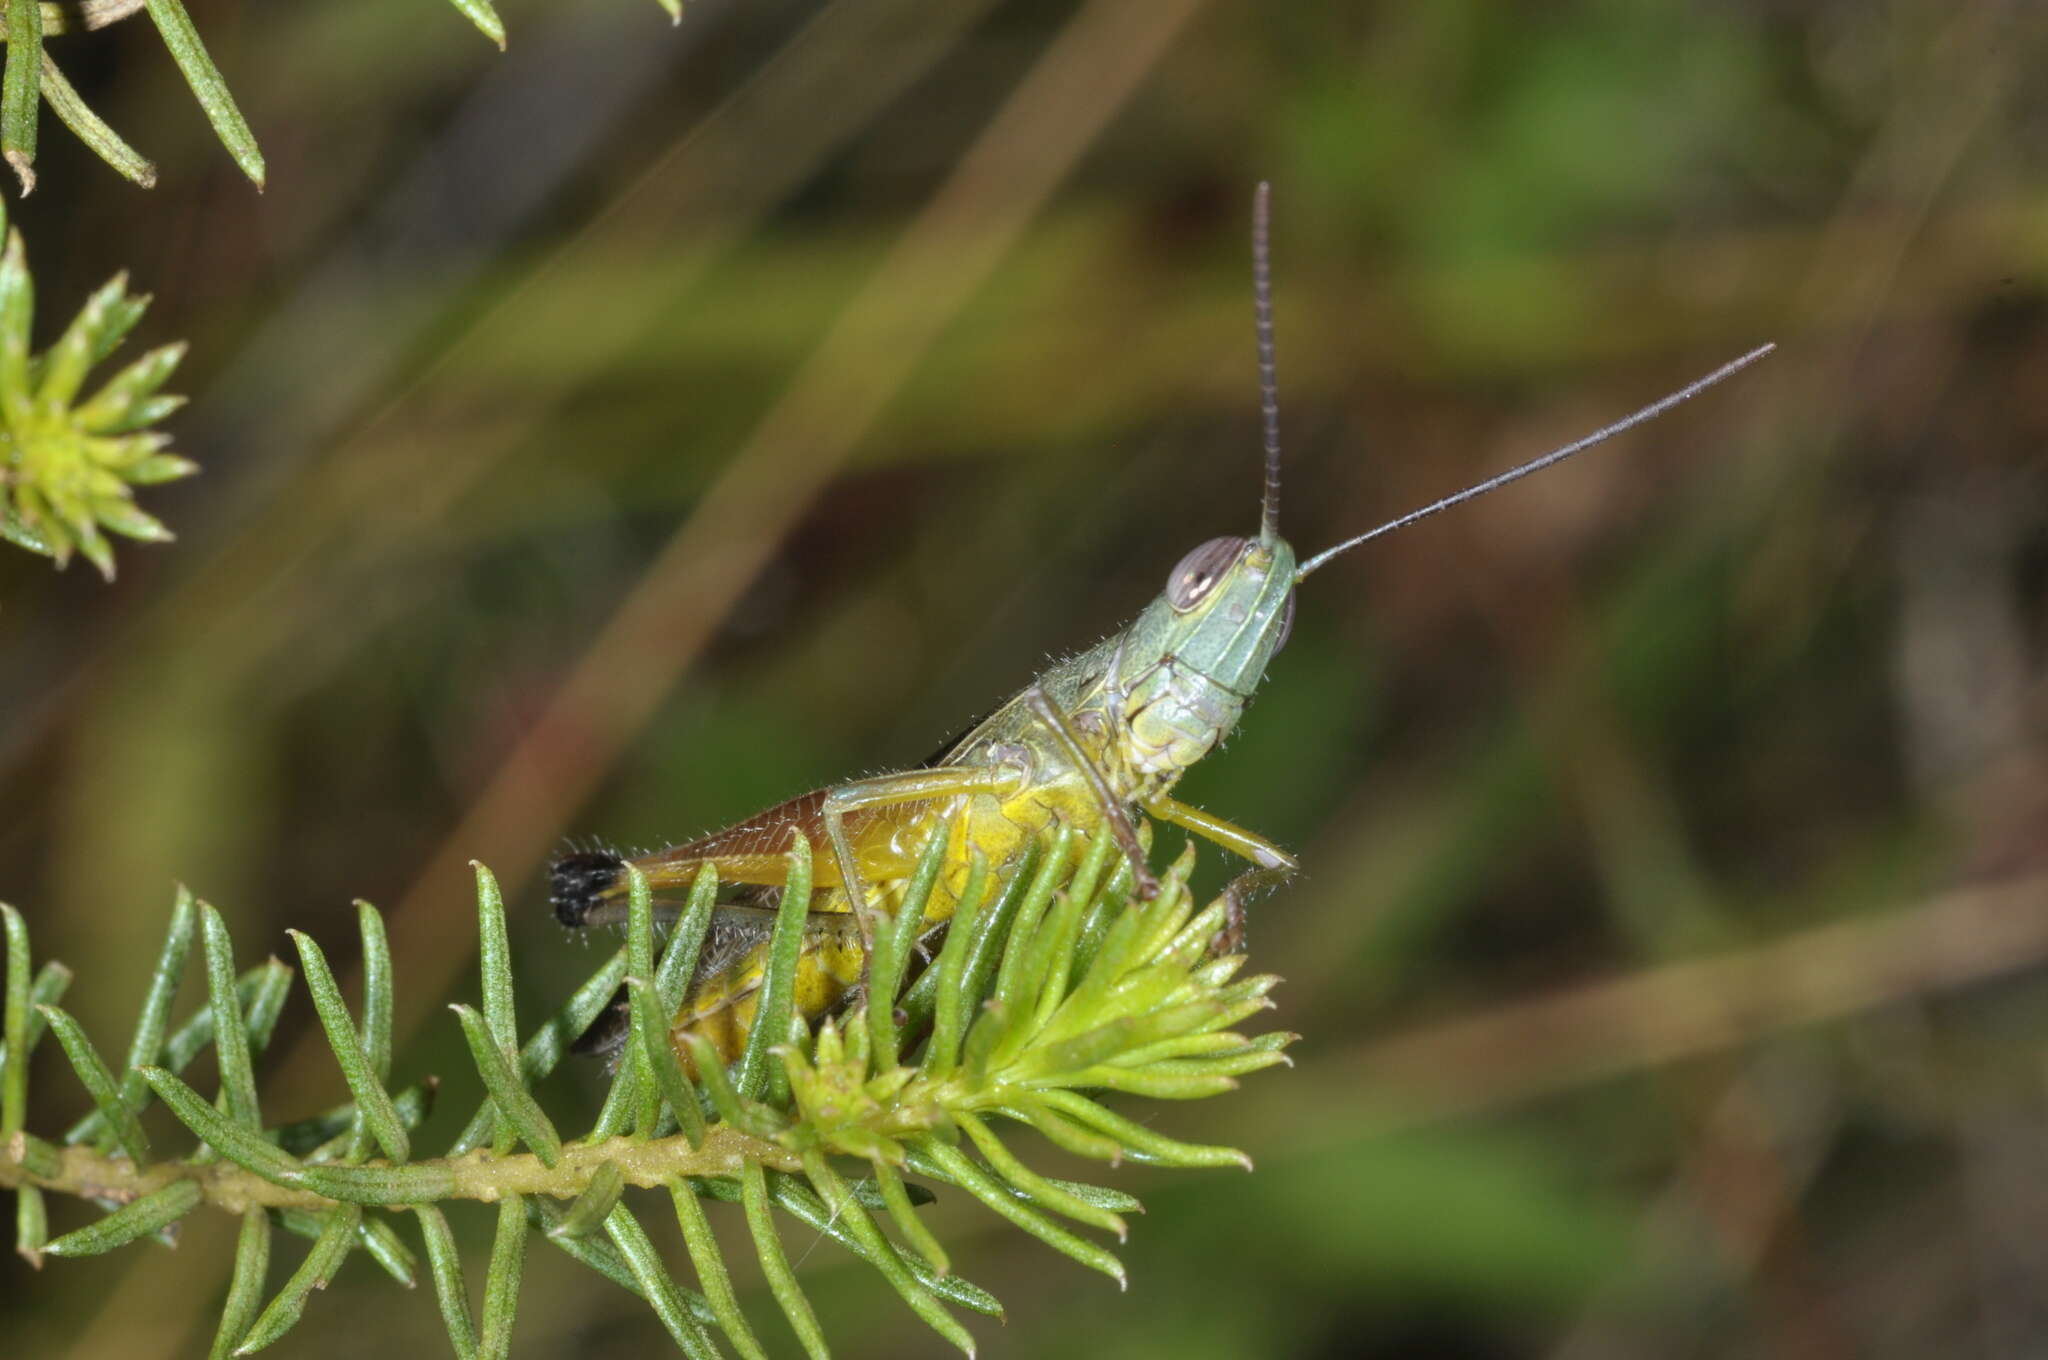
[0, 1125, 797, 1215]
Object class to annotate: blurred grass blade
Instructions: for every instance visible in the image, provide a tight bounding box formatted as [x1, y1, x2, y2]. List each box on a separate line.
[585, 1038, 646, 1143]
[354, 1215, 418, 1284]
[274, 1081, 434, 1155]
[243, 959, 295, 1057]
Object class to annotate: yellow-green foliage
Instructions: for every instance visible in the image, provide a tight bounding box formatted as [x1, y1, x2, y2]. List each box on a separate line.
[0, 201, 192, 579]
[0, 826, 1291, 1357]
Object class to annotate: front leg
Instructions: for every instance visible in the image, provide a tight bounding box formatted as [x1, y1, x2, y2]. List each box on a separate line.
[1141, 795, 1296, 872]
[1143, 794, 1297, 952]
[1023, 684, 1160, 900]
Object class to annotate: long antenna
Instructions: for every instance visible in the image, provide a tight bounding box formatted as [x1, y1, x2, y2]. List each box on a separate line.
[1252, 182, 1283, 547]
[1294, 342, 1776, 580]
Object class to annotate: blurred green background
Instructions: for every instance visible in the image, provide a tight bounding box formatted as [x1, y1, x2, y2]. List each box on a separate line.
[6, 0, 2047, 1354]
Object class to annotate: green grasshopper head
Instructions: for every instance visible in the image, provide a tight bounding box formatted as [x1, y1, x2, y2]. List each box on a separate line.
[1129, 531, 1298, 703]
[1110, 184, 1773, 774]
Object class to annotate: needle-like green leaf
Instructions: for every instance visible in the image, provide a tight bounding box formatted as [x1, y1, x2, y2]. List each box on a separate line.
[139, 1066, 305, 1186]
[42, 1179, 202, 1258]
[36, 1005, 148, 1164]
[2, 904, 33, 1140]
[451, 1004, 560, 1168]
[199, 904, 261, 1131]
[874, 1157, 950, 1277]
[15, 1183, 46, 1265]
[868, 819, 951, 1072]
[449, 946, 626, 1155]
[206, 1209, 270, 1360]
[547, 1161, 625, 1241]
[414, 1205, 479, 1360]
[289, 930, 408, 1163]
[234, 1204, 359, 1353]
[141, 0, 264, 187]
[605, 1202, 721, 1360]
[1, 0, 41, 192]
[918, 1139, 1123, 1285]
[954, 1110, 1125, 1237]
[37, 51, 156, 188]
[478, 1193, 527, 1360]
[736, 836, 813, 1102]
[443, 0, 506, 49]
[740, 1160, 829, 1360]
[672, 1178, 769, 1360]
[802, 1149, 976, 1354]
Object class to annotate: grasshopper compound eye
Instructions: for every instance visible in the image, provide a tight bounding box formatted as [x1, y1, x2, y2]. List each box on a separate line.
[1167, 536, 1247, 610]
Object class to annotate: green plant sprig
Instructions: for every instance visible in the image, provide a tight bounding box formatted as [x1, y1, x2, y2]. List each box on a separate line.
[1, 0, 690, 194]
[0, 196, 193, 578]
[0, 821, 1292, 1356]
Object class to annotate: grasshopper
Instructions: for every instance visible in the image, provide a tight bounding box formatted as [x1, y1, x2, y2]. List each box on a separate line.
[552, 184, 1773, 1066]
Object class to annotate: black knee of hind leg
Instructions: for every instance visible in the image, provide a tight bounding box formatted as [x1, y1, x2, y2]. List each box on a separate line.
[551, 849, 625, 927]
